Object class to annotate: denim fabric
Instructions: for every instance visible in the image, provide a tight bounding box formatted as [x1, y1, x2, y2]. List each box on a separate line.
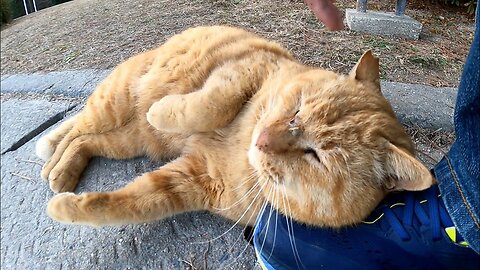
[434, 6, 480, 254]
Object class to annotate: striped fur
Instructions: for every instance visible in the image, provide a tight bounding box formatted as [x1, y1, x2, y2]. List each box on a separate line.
[40, 26, 434, 228]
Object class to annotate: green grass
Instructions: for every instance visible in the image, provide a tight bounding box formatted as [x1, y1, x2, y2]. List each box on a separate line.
[408, 55, 448, 71]
[1, 0, 11, 25]
[365, 38, 392, 50]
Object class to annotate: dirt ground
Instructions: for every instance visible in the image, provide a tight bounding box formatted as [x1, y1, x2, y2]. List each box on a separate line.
[0, 0, 475, 87]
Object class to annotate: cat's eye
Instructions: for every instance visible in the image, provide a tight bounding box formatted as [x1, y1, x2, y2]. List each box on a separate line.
[304, 147, 320, 162]
[289, 110, 300, 126]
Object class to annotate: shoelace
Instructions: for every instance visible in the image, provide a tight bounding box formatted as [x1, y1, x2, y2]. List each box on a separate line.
[366, 186, 455, 242]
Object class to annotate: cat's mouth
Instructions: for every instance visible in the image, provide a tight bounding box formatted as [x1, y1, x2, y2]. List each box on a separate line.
[255, 155, 286, 186]
[263, 171, 283, 185]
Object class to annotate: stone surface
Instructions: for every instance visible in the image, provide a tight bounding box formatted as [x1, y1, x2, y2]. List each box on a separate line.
[0, 98, 257, 269]
[1, 69, 112, 97]
[381, 81, 456, 132]
[345, 9, 422, 40]
[0, 97, 78, 154]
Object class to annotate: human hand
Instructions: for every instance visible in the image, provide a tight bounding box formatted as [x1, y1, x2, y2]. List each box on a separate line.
[304, 0, 344, 31]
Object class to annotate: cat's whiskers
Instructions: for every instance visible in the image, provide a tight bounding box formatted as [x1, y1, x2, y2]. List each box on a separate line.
[212, 173, 258, 212]
[213, 178, 258, 212]
[283, 185, 306, 269]
[255, 103, 266, 122]
[219, 184, 273, 270]
[264, 171, 282, 185]
[213, 128, 227, 138]
[268, 94, 275, 111]
[258, 183, 276, 259]
[280, 186, 304, 270]
[195, 178, 268, 244]
[228, 171, 257, 192]
[267, 182, 279, 260]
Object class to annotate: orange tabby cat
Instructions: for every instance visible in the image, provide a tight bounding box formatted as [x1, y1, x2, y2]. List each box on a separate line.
[37, 26, 434, 228]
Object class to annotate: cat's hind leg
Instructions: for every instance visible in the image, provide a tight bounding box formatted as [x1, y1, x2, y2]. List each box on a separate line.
[43, 123, 144, 193]
[46, 156, 212, 226]
[36, 114, 79, 161]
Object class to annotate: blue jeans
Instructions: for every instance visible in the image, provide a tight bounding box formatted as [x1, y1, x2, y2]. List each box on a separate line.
[434, 6, 480, 254]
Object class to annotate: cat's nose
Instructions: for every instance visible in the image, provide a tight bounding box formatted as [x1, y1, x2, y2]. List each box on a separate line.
[256, 130, 271, 153]
[256, 125, 296, 154]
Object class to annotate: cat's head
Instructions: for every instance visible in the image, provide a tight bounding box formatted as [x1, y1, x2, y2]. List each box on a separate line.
[248, 50, 435, 227]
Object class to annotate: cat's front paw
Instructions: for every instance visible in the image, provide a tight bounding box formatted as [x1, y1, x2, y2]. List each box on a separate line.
[42, 164, 79, 193]
[47, 192, 81, 224]
[147, 95, 186, 132]
[47, 192, 107, 227]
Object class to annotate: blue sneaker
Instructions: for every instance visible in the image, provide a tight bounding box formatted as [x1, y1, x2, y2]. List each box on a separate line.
[253, 185, 480, 270]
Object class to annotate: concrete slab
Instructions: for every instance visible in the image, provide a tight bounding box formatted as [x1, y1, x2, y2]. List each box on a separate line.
[0, 97, 78, 154]
[381, 81, 455, 132]
[0, 99, 256, 269]
[345, 9, 422, 40]
[0, 69, 112, 97]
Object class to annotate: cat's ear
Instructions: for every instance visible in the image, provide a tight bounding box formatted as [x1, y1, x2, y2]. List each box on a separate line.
[350, 50, 380, 88]
[384, 142, 436, 191]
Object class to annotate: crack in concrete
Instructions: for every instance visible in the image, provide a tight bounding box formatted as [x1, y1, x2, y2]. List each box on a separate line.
[42, 83, 55, 92]
[1, 104, 78, 155]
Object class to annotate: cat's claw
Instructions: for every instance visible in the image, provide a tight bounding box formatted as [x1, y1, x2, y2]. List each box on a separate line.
[40, 163, 50, 181]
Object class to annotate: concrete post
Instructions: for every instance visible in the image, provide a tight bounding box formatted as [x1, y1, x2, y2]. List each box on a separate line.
[346, 0, 422, 39]
[357, 0, 368, 12]
[396, 0, 407, 16]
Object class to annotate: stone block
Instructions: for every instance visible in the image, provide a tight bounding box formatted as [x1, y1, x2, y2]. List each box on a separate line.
[1, 69, 112, 97]
[381, 81, 456, 131]
[0, 98, 78, 154]
[345, 9, 422, 40]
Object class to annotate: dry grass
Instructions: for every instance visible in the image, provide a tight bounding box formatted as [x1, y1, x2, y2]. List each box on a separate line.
[0, 0, 475, 87]
[405, 124, 455, 167]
